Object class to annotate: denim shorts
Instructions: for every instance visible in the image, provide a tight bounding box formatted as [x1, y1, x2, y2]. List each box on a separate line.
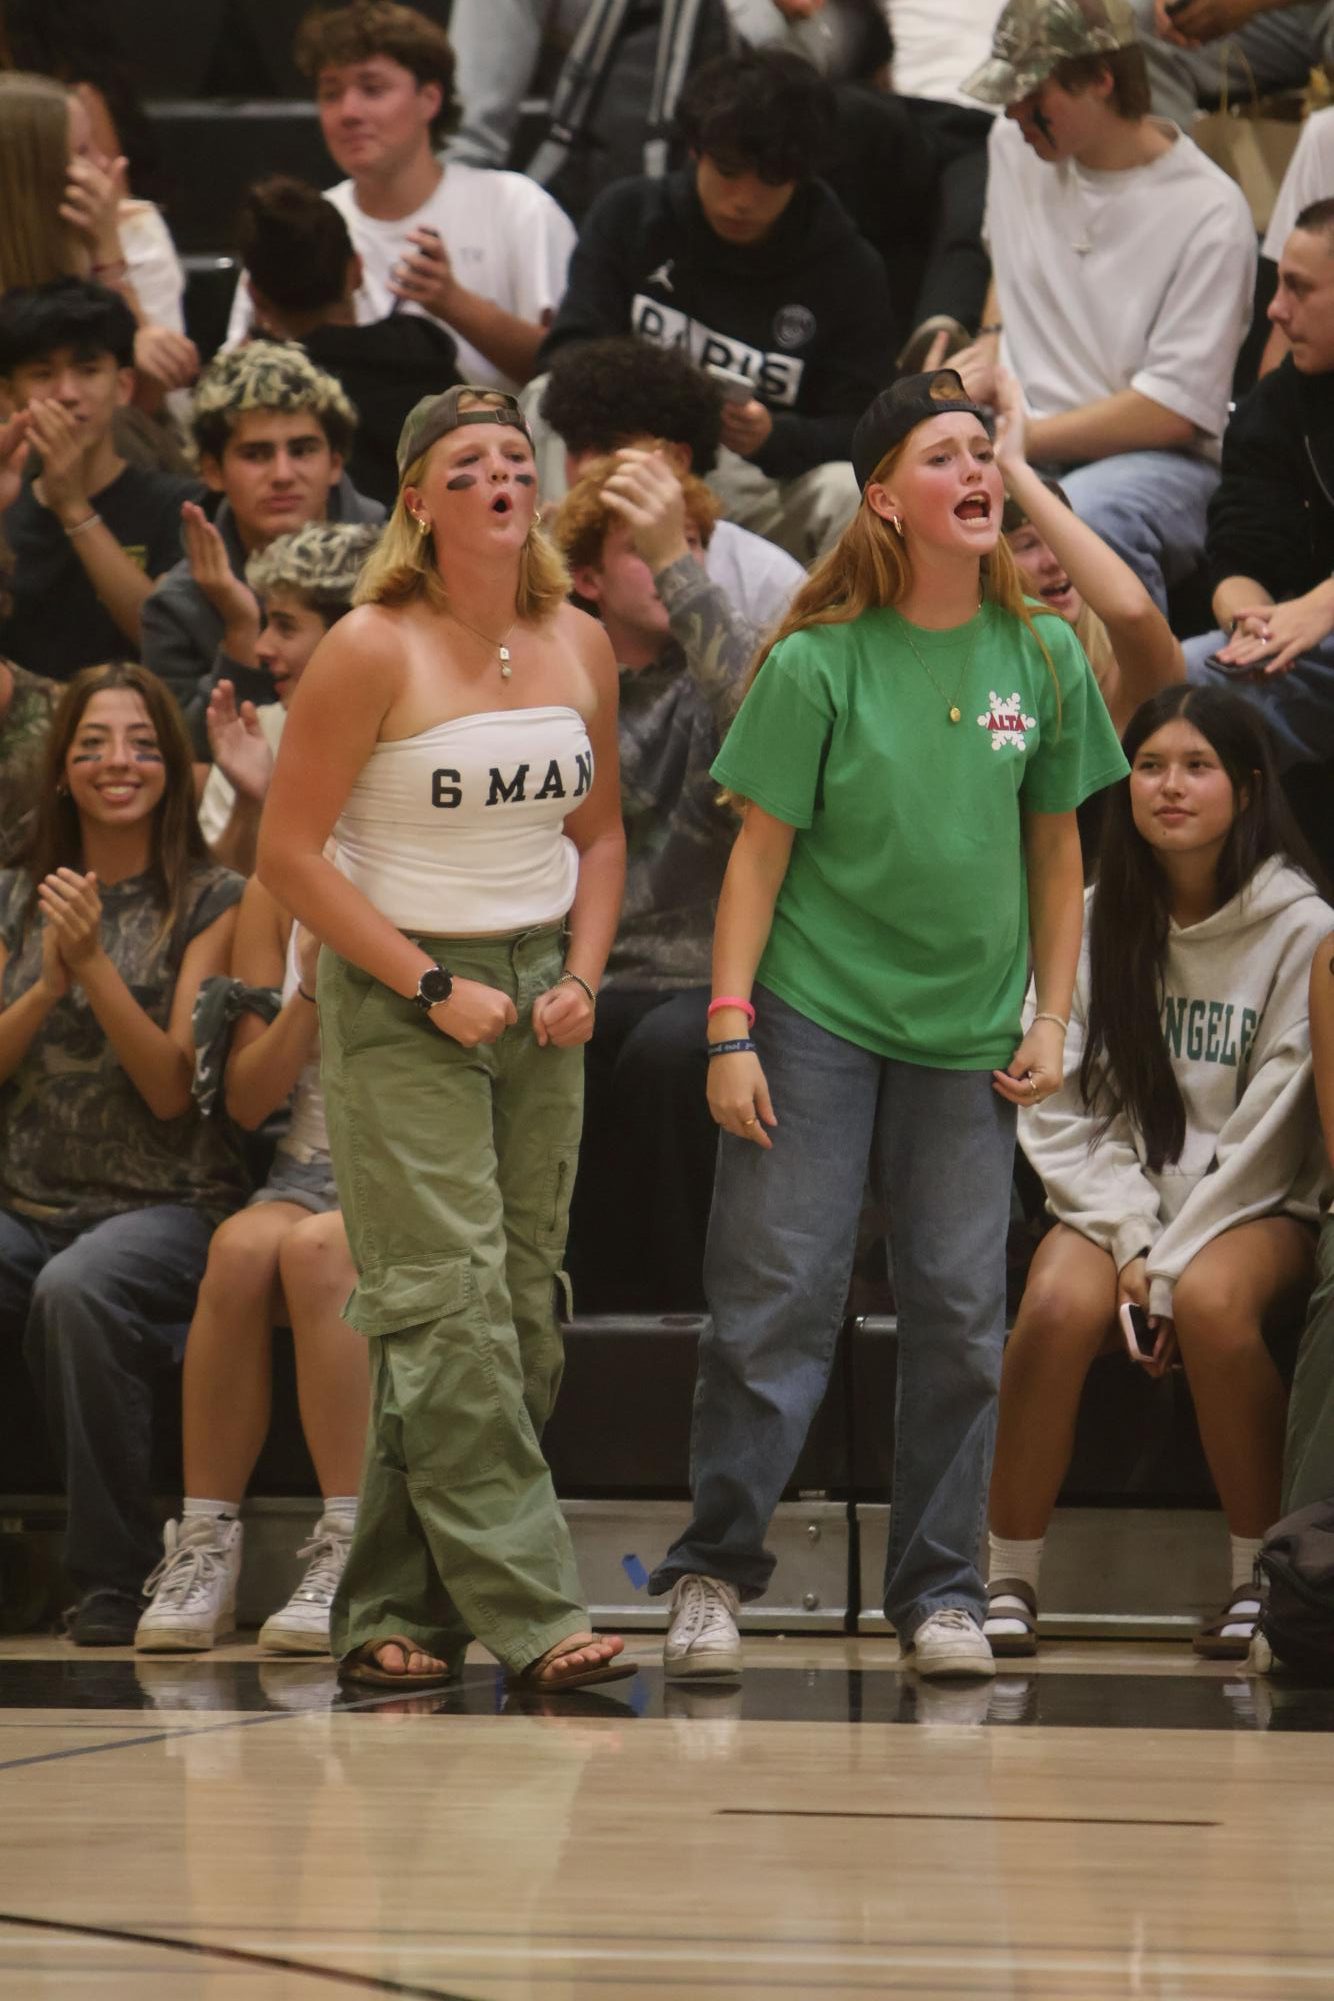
[248, 1145, 339, 1215]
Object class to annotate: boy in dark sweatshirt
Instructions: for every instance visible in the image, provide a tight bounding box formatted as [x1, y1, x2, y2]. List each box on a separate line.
[141, 341, 384, 751]
[539, 47, 895, 563]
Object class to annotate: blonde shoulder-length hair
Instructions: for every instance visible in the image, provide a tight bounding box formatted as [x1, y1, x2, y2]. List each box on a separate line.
[741, 434, 1059, 708]
[0, 72, 82, 292]
[355, 436, 570, 626]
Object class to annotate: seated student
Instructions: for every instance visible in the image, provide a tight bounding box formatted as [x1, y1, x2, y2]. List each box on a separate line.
[539, 337, 805, 634]
[223, 0, 575, 394]
[0, 281, 201, 679]
[1283, 934, 1334, 1520]
[955, 0, 1256, 612]
[199, 521, 382, 874]
[140, 341, 383, 752]
[552, 447, 753, 1311]
[0, 663, 245, 1645]
[1255, 107, 1334, 380]
[985, 687, 1331, 1665]
[995, 371, 1182, 736]
[234, 176, 462, 512]
[538, 47, 895, 564]
[1185, 202, 1334, 775]
[135, 874, 364, 1656]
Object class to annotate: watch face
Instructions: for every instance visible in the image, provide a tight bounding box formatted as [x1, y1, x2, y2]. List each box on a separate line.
[418, 967, 452, 1007]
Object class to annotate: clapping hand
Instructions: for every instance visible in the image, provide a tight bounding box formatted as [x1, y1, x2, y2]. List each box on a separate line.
[0, 410, 32, 513]
[36, 869, 103, 971]
[182, 502, 261, 655]
[205, 680, 274, 802]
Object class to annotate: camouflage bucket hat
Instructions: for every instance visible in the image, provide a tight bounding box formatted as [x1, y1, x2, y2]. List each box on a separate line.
[961, 0, 1139, 107]
[246, 520, 381, 601]
[396, 384, 533, 480]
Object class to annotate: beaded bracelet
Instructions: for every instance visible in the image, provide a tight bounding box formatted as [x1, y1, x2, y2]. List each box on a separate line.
[707, 995, 756, 1026]
[64, 512, 102, 539]
[707, 1037, 756, 1058]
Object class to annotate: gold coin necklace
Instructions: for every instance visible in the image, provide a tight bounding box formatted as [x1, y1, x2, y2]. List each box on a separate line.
[449, 610, 519, 678]
[897, 612, 981, 724]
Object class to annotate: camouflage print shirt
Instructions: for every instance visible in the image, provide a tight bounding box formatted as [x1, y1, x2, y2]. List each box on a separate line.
[0, 660, 59, 867]
[610, 554, 753, 990]
[0, 862, 249, 1233]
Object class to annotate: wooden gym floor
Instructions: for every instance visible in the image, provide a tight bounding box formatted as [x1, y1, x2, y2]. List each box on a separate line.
[2, 1631, 1333, 1999]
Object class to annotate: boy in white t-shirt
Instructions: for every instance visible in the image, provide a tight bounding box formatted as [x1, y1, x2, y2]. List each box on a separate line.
[225, 1, 575, 392]
[954, 0, 1256, 611]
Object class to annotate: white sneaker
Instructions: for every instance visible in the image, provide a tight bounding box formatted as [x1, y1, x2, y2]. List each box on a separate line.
[663, 1573, 742, 1681]
[258, 1514, 353, 1655]
[908, 1608, 996, 1681]
[135, 1516, 242, 1653]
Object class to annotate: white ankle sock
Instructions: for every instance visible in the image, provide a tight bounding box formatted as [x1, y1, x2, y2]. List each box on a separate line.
[985, 1533, 1044, 1638]
[321, 1497, 358, 1532]
[1221, 1534, 1265, 1636]
[183, 1497, 238, 1523]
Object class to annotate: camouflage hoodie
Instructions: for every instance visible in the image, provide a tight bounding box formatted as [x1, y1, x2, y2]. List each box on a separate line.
[611, 554, 754, 989]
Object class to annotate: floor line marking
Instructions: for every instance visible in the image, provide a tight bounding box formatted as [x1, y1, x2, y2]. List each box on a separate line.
[718, 1808, 1219, 1827]
[0, 1912, 477, 2000]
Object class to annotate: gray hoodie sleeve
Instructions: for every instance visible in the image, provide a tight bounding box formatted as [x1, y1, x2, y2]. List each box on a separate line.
[1145, 928, 1327, 1319]
[1019, 958, 1165, 1274]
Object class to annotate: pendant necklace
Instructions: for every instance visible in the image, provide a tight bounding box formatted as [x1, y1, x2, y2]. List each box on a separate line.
[897, 614, 981, 725]
[449, 610, 519, 678]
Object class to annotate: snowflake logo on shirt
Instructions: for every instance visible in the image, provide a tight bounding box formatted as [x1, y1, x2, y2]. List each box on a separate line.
[978, 691, 1037, 752]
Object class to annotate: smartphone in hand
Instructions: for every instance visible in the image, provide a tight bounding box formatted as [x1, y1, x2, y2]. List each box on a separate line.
[707, 364, 758, 405]
[1119, 1300, 1154, 1360]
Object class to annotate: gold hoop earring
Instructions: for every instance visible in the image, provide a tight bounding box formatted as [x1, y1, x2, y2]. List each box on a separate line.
[533, 508, 543, 526]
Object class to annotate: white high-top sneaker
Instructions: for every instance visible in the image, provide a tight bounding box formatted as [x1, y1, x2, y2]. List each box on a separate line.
[135, 1516, 242, 1653]
[258, 1513, 353, 1655]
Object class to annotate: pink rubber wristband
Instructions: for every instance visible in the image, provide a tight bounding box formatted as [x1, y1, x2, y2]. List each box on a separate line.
[708, 995, 756, 1027]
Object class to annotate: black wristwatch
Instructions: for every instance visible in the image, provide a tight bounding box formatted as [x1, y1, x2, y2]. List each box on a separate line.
[413, 966, 454, 1013]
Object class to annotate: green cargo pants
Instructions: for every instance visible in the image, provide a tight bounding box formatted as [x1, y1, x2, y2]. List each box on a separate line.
[318, 924, 587, 1673]
[1284, 1212, 1334, 1514]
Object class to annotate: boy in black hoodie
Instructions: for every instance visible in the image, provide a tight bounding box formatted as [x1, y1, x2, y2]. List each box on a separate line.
[1185, 200, 1334, 773]
[538, 48, 895, 563]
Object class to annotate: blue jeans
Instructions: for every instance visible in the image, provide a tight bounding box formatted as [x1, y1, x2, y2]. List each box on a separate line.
[1185, 629, 1334, 772]
[1058, 451, 1219, 613]
[1, 1205, 214, 1597]
[648, 989, 1018, 1640]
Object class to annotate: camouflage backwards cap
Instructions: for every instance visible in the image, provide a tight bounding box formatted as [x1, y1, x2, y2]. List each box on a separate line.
[245, 520, 381, 604]
[961, 0, 1139, 107]
[191, 339, 356, 450]
[396, 384, 533, 479]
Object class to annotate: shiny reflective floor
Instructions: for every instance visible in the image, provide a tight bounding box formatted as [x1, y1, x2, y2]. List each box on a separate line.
[3, 1633, 1333, 1998]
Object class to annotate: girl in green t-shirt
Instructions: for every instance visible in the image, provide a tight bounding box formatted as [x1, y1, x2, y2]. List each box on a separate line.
[647, 368, 1126, 1684]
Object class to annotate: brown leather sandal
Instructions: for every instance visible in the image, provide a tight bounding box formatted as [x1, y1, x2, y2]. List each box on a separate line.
[508, 1640, 637, 1694]
[338, 1636, 456, 1689]
[1193, 1589, 1262, 1661]
[983, 1578, 1039, 1658]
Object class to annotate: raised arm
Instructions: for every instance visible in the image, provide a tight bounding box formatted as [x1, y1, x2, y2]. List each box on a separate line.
[995, 372, 1182, 727]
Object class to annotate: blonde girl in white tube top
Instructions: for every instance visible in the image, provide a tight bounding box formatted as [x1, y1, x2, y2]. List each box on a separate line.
[259, 386, 630, 1697]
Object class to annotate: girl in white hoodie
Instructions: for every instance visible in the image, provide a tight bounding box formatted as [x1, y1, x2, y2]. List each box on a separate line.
[986, 685, 1332, 1661]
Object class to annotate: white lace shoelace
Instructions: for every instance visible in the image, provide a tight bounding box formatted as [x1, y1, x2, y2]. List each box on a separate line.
[143, 1528, 232, 1612]
[288, 1530, 351, 1607]
[920, 1609, 981, 1638]
[675, 1576, 736, 1647]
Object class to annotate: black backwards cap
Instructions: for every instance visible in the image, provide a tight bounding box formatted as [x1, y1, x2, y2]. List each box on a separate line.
[396, 384, 533, 480]
[851, 369, 993, 491]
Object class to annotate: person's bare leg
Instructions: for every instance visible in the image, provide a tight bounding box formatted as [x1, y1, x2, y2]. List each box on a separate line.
[182, 1203, 307, 1501]
[1172, 1217, 1316, 1536]
[989, 1224, 1121, 1540]
[278, 1210, 369, 1499]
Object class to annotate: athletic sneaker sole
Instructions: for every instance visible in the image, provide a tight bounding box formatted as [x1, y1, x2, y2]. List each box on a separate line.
[663, 1652, 744, 1682]
[134, 1614, 236, 1654]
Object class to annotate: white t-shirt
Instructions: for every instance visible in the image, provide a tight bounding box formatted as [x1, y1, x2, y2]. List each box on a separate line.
[706, 519, 804, 634]
[884, 0, 1006, 111]
[985, 118, 1257, 455]
[198, 702, 287, 845]
[225, 162, 576, 392]
[1264, 107, 1334, 261]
